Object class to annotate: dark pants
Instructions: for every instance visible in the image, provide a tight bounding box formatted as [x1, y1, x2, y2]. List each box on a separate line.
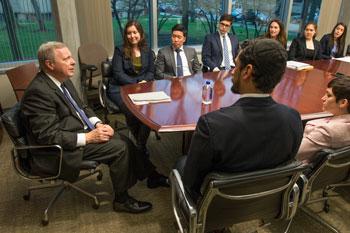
[108, 86, 151, 146]
[83, 136, 154, 194]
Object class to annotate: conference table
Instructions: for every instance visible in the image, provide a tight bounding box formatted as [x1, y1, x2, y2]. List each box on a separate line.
[121, 59, 350, 133]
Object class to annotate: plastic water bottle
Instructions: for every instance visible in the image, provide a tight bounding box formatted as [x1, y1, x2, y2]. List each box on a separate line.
[202, 80, 213, 105]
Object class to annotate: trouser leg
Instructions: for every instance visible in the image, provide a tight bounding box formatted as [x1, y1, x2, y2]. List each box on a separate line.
[83, 137, 136, 194]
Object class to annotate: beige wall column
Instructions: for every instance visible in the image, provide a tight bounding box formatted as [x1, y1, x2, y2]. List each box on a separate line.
[75, 0, 114, 57]
[338, 0, 350, 53]
[51, 0, 82, 95]
[316, 0, 342, 41]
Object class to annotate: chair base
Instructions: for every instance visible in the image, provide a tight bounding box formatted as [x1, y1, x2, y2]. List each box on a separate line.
[300, 206, 339, 233]
[24, 169, 102, 226]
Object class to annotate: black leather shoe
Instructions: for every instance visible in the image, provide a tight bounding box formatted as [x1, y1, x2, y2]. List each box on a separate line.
[113, 196, 152, 214]
[147, 173, 170, 189]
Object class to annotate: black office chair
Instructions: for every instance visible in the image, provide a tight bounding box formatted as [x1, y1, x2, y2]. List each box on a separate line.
[0, 103, 103, 226]
[170, 161, 308, 233]
[297, 146, 350, 233]
[346, 44, 350, 56]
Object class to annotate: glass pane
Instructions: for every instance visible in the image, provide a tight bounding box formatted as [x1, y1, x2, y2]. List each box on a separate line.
[288, 0, 322, 40]
[231, 0, 283, 41]
[0, 0, 57, 64]
[110, 0, 151, 47]
[157, 0, 225, 47]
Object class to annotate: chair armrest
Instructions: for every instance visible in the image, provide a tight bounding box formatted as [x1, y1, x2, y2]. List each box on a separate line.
[297, 174, 309, 206]
[170, 169, 197, 233]
[80, 64, 98, 72]
[13, 144, 63, 180]
[287, 183, 300, 220]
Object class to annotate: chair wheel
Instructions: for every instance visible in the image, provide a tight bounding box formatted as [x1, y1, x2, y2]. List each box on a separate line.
[23, 194, 30, 201]
[41, 219, 49, 226]
[324, 203, 330, 213]
[92, 202, 100, 209]
[97, 172, 103, 181]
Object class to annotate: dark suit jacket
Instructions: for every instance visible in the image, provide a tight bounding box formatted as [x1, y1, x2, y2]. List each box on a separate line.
[320, 33, 344, 59]
[21, 72, 95, 182]
[202, 32, 239, 71]
[155, 46, 201, 79]
[183, 97, 303, 199]
[288, 37, 322, 61]
[108, 46, 155, 104]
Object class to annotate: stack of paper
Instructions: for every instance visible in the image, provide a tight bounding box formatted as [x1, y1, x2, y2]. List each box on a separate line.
[128, 91, 171, 105]
[334, 56, 350, 63]
[287, 61, 314, 71]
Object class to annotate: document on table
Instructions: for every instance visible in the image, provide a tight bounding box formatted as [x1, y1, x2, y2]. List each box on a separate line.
[286, 61, 314, 71]
[334, 56, 350, 63]
[128, 91, 171, 105]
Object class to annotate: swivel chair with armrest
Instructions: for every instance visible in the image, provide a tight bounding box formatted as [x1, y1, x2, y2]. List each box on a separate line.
[0, 103, 103, 226]
[170, 161, 308, 233]
[297, 146, 350, 233]
[78, 43, 108, 106]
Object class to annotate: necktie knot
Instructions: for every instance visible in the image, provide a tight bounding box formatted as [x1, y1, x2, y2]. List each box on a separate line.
[175, 48, 181, 53]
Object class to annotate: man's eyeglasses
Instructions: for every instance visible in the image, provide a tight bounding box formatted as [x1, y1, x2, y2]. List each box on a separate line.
[220, 22, 231, 28]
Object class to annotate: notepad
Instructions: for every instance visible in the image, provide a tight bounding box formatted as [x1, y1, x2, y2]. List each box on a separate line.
[287, 61, 314, 71]
[128, 91, 171, 105]
[334, 56, 350, 63]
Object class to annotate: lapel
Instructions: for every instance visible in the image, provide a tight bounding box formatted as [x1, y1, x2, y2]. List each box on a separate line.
[140, 48, 148, 73]
[215, 32, 223, 56]
[169, 46, 176, 75]
[183, 46, 192, 71]
[40, 72, 81, 121]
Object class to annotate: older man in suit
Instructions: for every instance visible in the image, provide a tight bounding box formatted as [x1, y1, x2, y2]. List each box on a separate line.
[155, 24, 201, 79]
[202, 14, 239, 72]
[20, 41, 152, 214]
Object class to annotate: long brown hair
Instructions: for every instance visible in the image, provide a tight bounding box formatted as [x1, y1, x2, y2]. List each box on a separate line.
[123, 20, 147, 58]
[265, 19, 287, 48]
[330, 22, 347, 56]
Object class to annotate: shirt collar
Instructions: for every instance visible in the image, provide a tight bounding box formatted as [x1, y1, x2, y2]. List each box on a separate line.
[46, 72, 63, 91]
[239, 93, 270, 99]
[219, 31, 228, 37]
[173, 45, 184, 51]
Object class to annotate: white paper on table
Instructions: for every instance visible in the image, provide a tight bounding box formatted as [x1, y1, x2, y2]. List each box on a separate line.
[286, 61, 314, 70]
[128, 91, 171, 105]
[334, 56, 350, 63]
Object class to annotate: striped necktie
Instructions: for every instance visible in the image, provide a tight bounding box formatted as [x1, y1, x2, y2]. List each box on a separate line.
[223, 35, 231, 70]
[175, 48, 183, 77]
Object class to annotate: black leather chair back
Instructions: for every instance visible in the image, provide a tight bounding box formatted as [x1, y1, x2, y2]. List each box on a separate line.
[1, 102, 27, 146]
[100, 60, 119, 114]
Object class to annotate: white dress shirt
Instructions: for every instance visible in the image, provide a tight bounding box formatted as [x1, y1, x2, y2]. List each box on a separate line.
[219, 32, 235, 68]
[173, 46, 191, 76]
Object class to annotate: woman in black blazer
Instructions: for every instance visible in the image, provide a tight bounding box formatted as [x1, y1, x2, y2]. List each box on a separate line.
[264, 19, 287, 49]
[288, 22, 322, 61]
[320, 22, 347, 59]
[108, 20, 154, 149]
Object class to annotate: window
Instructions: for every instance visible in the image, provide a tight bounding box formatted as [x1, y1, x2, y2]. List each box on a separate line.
[110, 0, 151, 47]
[0, 0, 57, 65]
[157, 0, 225, 47]
[287, 0, 322, 40]
[231, 0, 284, 41]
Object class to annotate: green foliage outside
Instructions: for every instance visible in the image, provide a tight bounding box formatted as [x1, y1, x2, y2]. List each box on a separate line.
[0, 20, 56, 63]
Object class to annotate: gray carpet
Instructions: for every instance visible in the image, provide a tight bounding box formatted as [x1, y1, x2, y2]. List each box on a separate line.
[0, 114, 349, 233]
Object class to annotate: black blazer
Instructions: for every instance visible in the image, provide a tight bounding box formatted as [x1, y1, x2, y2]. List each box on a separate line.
[288, 37, 322, 61]
[202, 32, 239, 71]
[108, 46, 155, 104]
[320, 33, 344, 59]
[21, 72, 95, 182]
[183, 97, 303, 199]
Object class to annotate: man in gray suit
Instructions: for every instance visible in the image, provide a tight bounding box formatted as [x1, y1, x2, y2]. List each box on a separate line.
[155, 24, 201, 79]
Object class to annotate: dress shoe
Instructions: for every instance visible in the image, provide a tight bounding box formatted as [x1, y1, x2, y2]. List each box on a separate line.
[147, 173, 170, 189]
[113, 196, 152, 214]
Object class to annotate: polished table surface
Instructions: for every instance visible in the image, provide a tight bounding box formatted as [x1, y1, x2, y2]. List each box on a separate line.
[121, 59, 350, 132]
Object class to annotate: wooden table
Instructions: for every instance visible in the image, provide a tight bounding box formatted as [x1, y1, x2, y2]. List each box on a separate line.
[121, 59, 350, 132]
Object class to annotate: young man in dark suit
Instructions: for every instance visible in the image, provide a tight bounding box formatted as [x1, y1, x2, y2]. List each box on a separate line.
[20, 41, 152, 214]
[155, 24, 201, 79]
[202, 14, 239, 72]
[178, 39, 303, 201]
